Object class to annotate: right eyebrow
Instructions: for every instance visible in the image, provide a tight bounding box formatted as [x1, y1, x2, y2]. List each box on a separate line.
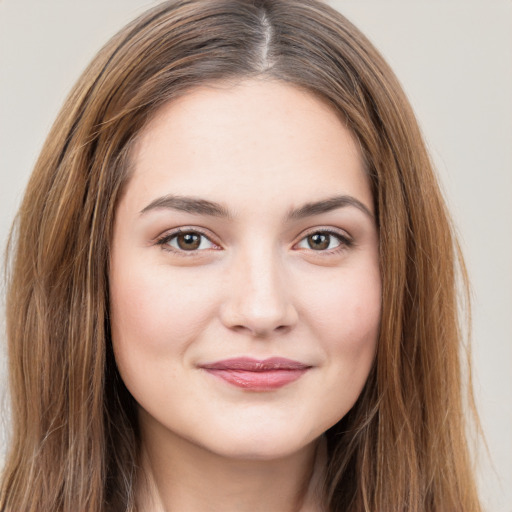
[139, 195, 231, 218]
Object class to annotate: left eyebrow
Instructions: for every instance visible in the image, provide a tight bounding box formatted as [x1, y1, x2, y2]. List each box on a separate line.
[287, 195, 374, 220]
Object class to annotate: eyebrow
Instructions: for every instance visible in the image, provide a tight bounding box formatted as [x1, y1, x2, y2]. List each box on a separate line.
[140, 195, 231, 218]
[287, 195, 374, 220]
[139, 194, 373, 220]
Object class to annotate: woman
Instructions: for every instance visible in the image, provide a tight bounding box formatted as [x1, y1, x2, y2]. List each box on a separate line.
[0, 0, 482, 510]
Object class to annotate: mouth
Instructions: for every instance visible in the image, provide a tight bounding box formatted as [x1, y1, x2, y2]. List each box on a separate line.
[199, 357, 312, 391]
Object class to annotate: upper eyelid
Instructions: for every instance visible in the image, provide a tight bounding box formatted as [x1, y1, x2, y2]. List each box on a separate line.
[292, 228, 354, 254]
[156, 226, 216, 241]
[156, 227, 221, 250]
[296, 226, 352, 242]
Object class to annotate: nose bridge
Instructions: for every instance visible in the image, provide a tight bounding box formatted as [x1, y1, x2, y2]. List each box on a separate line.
[221, 241, 297, 336]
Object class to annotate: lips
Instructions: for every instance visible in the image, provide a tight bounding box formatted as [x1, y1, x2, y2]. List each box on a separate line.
[199, 357, 311, 391]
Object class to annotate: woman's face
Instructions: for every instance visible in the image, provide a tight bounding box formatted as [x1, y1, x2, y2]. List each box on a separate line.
[110, 79, 381, 460]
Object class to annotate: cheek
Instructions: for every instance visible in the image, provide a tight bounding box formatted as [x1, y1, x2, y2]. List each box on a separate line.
[299, 263, 381, 388]
[108, 262, 222, 413]
[304, 263, 381, 342]
[109, 263, 219, 367]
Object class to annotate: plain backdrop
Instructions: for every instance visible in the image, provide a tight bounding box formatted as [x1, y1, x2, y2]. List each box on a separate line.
[0, 1, 511, 510]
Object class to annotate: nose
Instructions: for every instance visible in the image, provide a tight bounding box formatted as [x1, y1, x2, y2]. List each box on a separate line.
[219, 247, 298, 337]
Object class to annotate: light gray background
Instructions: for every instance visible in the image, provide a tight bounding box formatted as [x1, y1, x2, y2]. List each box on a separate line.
[1, 1, 511, 510]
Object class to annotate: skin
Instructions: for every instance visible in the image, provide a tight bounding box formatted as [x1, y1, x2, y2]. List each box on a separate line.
[110, 79, 381, 512]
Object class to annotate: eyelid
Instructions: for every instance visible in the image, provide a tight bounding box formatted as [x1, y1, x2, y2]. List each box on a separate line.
[293, 227, 353, 252]
[155, 227, 222, 255]
[154, 225, 353, 256]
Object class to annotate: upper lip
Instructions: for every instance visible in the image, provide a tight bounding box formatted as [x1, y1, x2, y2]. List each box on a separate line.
[199, 357, 311, 371]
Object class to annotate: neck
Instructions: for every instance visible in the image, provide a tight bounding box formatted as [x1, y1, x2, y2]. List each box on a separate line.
[135, 416, 327, 512]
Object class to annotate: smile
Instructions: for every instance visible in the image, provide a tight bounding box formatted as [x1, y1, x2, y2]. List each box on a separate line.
[199, 357, 312, 391]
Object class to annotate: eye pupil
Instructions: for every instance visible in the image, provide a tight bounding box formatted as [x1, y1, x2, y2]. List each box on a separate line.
[308, 233, 330, 250]
[177, 233, 201, 250]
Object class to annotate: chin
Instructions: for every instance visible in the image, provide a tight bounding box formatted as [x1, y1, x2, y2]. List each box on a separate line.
[195, 426, 320, 462]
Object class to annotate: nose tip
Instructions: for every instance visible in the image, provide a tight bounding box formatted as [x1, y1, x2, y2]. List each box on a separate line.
[225, 300, 298, 337]
[219, 259, 298, 337]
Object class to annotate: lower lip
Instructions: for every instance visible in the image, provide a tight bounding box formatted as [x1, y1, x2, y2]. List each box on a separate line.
[204, 368, 309, 391]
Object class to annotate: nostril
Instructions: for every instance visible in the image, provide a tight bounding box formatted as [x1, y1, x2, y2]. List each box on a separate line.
[254, 324, 292, 337]
[228, 323, 291, 337]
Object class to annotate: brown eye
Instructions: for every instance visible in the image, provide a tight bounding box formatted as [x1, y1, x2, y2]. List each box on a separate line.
[295, 231, 347, 252]
[176, 232, 201, 250]
[307, 233, 330, 250]
[162, 231, 217, 252]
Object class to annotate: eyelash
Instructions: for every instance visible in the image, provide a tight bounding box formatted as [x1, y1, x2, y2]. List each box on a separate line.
[295, 228, 353, 254]
[156, 228, 220, 256]
[155, 227, 353, 256]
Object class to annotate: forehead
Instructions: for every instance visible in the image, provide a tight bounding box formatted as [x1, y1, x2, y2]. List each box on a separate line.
[125, 79, 372, 215]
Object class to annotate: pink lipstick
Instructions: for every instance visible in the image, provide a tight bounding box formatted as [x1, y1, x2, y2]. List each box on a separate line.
[200, 357, 311, 391]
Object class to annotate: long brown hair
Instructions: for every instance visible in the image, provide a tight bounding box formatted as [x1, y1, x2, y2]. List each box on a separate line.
[0, 1, 481, 510]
